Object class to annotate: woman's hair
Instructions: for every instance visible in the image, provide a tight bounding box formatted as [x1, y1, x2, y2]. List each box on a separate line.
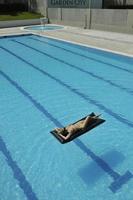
[60, 128, 68, 136]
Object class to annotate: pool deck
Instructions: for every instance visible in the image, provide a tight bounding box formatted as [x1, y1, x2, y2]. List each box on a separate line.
[0, 25, 133, 57]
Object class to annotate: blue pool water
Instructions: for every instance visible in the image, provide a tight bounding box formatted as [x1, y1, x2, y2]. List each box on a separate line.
[0, 34, 133, 200]
[24, 25, 64, 31]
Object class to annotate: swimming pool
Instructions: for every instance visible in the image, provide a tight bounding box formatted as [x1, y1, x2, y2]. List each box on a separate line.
[0, 33, 133, 200]
[24, 25, 64, 31]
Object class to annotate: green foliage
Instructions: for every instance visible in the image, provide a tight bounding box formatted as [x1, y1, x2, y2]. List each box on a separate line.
[0, 3, 28, 12]
[0, 12, 43, 21]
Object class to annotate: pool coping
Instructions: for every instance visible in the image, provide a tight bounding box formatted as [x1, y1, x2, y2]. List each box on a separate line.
[33, 32, 133, 59]
[0, 25, 133, 58]
[20, 24, 65, 32]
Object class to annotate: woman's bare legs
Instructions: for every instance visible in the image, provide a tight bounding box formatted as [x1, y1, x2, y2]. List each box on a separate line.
[83, 114, 101, 128]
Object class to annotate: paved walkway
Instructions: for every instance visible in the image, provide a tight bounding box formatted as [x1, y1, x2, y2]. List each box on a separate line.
[0, 25, 133, 56]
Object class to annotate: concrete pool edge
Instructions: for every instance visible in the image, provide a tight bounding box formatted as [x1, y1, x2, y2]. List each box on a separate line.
[21, 24, 65, 32]
[32, 32, 133, 58]
[0, 26, 133, 58]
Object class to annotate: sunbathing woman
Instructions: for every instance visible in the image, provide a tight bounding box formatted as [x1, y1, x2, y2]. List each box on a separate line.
[55, 113, 101, 141]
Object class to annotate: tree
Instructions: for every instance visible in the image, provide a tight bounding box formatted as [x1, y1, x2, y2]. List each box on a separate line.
[28, 0, 37, 12]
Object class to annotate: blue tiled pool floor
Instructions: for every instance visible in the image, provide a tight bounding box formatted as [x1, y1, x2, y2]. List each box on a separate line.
[0, 34, 133, 200]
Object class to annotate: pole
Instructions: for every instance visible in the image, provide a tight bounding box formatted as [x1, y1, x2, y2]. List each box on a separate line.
[89, 0, 92, 29]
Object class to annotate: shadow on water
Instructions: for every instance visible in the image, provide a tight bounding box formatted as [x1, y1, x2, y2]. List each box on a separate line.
[0, 136, 39, 200]
[75, 139, 133, 193]
[78, 149, 125, 186]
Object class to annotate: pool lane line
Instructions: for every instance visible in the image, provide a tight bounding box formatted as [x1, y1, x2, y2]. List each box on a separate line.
[28, 36, 133, 75]
[10, 39, 133, 96]
[0, 70, 132, 193]
[0, 136, 39, 200]
[0, 47, 133, 129]
[0, 70, 61, 128]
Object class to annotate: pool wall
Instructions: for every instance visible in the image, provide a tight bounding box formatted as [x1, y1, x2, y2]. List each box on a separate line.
[23, 0, 132, 33]
[47, 8, 133, 34]
[23, 24, 64, 31]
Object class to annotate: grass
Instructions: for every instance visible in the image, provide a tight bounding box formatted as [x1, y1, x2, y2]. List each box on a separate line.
[0, 12, 44, 21]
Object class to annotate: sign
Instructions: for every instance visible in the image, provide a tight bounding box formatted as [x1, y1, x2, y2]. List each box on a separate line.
[48, 0, 90, 8]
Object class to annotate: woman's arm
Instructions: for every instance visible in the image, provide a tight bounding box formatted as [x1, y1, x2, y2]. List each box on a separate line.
[59, 132, 72, 140]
